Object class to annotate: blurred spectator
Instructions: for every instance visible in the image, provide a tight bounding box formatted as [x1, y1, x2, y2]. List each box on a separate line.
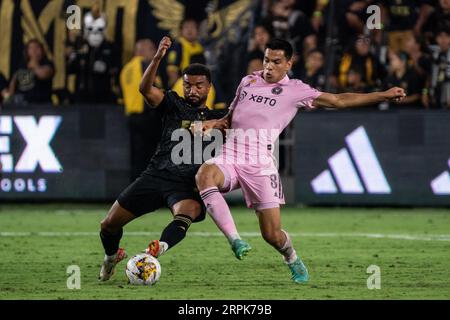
[266, 0, 317, 57]
[66, 7, 119, 104]
[310, 0, 329, 37]
[336, 35, 385, 92]
[120, 39, 162, 181]
[342, 69, 369, 93]
[167, 18, 225, 109]
[430, 27, 450, 109]
[344, 1, 370, 39]
[248, 22, 273, 56]
[404, 34, 432, 107]
[413, 0, 435, 37]
[246, 23, 273, 75]
[165, 18, 206, 89]
[0, 73, 8, 105]
[404, 34, 432, 76]
[7, 39, 55, 105]
[59, 28, 84, 105]
[293, 0, 320, 16]
[247, 57, 264, 75]
[298, 49, 326, 91]
[423, 0, 450, 44]
[335, 0, 375, 47]
[378, 0, 434, 52]
[384, 50, 424, 108]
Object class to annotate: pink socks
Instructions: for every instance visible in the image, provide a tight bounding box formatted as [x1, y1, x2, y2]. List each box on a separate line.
[200, 187, 241, 244]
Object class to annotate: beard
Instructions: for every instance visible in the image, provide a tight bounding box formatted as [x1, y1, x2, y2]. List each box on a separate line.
[186, 96, 206, 107]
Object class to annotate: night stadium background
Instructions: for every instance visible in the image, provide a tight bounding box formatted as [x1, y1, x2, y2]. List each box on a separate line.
[0, 0, 449, 303]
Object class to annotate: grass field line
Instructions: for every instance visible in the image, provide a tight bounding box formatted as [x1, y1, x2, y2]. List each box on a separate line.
[1, 231, 450, 242]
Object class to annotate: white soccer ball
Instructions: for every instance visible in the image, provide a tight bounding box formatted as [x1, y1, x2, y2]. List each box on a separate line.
[125, 253, 161, 285]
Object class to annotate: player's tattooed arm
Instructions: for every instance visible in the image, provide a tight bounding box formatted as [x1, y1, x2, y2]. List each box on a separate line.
[312, 87, 406, 109]
[139, 36, 172, 107]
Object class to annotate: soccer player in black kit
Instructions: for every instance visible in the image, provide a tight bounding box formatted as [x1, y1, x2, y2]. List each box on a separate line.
[99, 37, 228, 281]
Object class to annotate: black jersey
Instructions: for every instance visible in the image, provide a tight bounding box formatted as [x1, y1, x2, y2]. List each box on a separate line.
[147, 91, 227, 180]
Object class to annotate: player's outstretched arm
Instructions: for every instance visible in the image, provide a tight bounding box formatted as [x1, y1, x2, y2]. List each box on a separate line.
[139, 36, 171, 107]
[312, 87, 406, 109]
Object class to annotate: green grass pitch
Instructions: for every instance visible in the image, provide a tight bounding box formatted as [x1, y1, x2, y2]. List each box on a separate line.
[0, 204, 449, 300]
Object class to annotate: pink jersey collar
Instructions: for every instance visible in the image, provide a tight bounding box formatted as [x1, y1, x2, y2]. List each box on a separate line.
[252, 70, 290, 85]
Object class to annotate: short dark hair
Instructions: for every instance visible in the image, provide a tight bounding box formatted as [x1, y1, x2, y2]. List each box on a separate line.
[179, 18, 199, 30]
[306, 48, 323, 57]
[265, 38, 294, 60]
[182, 63, 211, 83]
[436, 26, 450, 37]
[253, 21, 274, 38]
[24, 39, 47, 62]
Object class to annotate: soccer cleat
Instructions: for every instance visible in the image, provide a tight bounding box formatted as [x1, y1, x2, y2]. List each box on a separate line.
[145, 239, 161, 257]
[231, 239, 251, 260]
[287, 257, 309, 284]
[98, 248, 127, 282]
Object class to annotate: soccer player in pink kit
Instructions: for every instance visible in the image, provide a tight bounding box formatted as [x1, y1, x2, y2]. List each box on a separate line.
[195, 39, 406, 283]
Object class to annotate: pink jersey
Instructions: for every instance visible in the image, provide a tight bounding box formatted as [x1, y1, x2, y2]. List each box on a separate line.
[223, 71, 322, 164]
[207, 71, 322, 209]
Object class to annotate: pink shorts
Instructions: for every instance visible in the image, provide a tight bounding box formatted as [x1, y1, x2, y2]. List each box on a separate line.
[205, 156, 285, 210]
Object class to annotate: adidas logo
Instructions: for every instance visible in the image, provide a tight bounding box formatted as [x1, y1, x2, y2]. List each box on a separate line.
[311, 126, 391, 194]
[430, 159, 450, 195]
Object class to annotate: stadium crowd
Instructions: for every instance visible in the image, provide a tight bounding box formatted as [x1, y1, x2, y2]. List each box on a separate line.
[1, 0, 449, 110]
[1, 0, 448, 178]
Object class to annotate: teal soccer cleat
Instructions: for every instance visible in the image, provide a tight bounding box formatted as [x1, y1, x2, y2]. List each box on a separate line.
[231, 239, 252, 260]
[288, 257, 309, 284]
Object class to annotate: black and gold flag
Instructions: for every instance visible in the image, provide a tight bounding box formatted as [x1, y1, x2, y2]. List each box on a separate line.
[0, 0, 251, 91]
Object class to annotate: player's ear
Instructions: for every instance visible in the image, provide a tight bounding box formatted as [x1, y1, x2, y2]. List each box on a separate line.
[286, 58, 293, 72]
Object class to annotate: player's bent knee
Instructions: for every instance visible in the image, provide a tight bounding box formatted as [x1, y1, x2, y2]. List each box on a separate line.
[188, 202, 202, 218]
[100, 219, 111, 233]
[173, 201, 201, 220]
[195, 164, 218, 189]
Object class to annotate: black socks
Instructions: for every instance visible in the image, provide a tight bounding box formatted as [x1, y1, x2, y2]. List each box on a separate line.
[100, 228, 123, 256]
[160, 214, 193, 250]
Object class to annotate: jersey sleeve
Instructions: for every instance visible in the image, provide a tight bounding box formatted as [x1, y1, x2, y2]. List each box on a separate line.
[228, 76, 251, 111]
[154, 90, 177, 115]
[206, 108, 228, 120]
[294, 80, 323, 110]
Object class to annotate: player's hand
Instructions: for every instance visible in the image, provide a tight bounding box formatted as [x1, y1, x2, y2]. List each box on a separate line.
[190, 119, 229, 137]
[206, 118, 229, 138]
[211, 118, 229, 132]
[27, 58, 39, 70]
[384, 87, 406, 103]
[155, 36, 171, 60]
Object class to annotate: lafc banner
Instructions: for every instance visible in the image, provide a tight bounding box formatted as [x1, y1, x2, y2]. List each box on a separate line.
[294, 110, 450, 207]
[0, 0, 251, 89]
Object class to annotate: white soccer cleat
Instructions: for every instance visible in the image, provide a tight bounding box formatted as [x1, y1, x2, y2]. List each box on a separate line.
[98, 248, 127, 281]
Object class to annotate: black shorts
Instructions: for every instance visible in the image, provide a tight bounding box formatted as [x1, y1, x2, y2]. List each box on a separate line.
[117, 168, 205, 222]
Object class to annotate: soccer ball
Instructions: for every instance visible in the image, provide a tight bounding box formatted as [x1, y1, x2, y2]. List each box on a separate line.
[125, 253, 161, 285]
